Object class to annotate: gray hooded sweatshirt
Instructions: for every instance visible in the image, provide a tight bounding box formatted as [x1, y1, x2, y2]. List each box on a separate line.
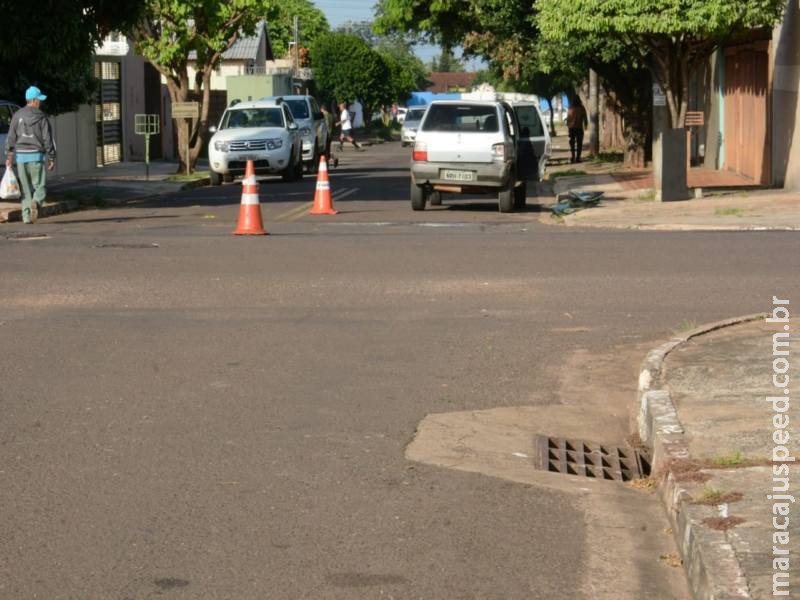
[5, 105, 56, 160]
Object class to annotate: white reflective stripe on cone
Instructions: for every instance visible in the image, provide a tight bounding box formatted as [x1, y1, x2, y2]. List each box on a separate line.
[241, 193, 260, 205]
[316, 181, 330, 190]
[318, 161, 328, 173]
[242, 176, 257, 186]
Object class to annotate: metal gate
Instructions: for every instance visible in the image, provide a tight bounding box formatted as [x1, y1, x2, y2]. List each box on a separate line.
[723, 42, 770, 184]
[95, 60, 122, 166]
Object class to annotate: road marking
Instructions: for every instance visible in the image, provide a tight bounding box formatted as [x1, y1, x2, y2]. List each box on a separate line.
[273, 187, 359, 222]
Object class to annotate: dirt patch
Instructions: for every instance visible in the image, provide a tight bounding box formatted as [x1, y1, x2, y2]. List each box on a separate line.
[702, 516, 746, 531]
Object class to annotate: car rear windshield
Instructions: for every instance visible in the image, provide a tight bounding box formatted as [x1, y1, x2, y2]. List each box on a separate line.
[513, 105, 545, 137]
[284, 99, 310, 119]
[405, 108, 426, 122]
[222, 108, 284, 129]
[421, 104, 499, 132]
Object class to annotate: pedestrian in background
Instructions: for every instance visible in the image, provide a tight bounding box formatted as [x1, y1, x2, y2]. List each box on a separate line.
[337, 102, 363, 152]
[566, 96, 588, 163]
[320, 104, 339, 167]
[5, 86, 55, 223]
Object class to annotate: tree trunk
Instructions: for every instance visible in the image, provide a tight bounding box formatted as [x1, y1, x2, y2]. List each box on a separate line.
[165, 75, 193, 174]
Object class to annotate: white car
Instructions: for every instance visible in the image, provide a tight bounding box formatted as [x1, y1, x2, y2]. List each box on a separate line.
[409, 100, 542, 212]
[396, 107, 408, 124]
[208, 98, 303, 185]
[400, 106, 427, 146]
[262, 95, 327, 173]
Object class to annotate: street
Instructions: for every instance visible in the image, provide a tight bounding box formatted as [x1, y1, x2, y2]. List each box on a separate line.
[2, 142, 799, 599]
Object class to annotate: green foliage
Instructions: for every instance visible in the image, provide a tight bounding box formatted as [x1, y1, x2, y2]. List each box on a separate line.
[267, 0, 330, 57]
[0, 0, 141, 114]
[310, 33, 391, 118]
[429, 48, 464, 72]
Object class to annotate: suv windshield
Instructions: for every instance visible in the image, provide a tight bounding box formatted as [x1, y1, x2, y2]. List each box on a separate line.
[222, 108, 284, 129]
[513, 105, 544, 137]
[284, 99, 310, 120]
[405, 108, 426, 122]
[421, 104, 499, 133]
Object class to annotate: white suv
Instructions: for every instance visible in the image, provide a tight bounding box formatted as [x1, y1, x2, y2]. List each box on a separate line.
[208, 98, 303, 185]
[262, 95, 328, 173]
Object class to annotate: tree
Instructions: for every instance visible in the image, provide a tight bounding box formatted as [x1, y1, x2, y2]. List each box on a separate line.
[538, 0, 786, 128]
[129, 0, 275, 173]
[335, 21, 381, 46]
[429, 48, 464, 72]
[310, 33, 391, 126]
[0, 0, 141, 115]
[267, 0, 329, 57]
[376, 39, 429, 99]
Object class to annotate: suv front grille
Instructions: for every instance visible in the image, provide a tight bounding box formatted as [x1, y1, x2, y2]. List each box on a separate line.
[229, 139, 268, 152]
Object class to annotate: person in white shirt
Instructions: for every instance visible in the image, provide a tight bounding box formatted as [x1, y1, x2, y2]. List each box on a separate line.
[336, 102, 363, 151]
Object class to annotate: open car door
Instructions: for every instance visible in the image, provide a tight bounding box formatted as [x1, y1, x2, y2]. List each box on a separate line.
[512, 102, 551, 181]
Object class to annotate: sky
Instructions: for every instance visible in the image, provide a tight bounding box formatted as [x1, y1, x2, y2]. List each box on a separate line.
[310, 0, 483, 70]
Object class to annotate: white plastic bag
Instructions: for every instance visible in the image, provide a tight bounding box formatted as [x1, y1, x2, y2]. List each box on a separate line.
[0, 167, 20, 200]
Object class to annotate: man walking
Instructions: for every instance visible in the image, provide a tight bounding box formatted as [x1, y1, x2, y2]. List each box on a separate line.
[5, 86, 55, 223]
[320, 104, 338, 167]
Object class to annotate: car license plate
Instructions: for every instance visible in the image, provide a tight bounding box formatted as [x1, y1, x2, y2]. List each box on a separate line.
[239, 154, 259, 161]
[441, 169, 474, 182]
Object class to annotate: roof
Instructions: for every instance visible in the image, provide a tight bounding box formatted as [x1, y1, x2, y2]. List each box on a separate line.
[426, 72, 478, 93]
[189, 21, 274, 62]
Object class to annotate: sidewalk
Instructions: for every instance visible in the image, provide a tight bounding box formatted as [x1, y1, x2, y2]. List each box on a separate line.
[638, 317, 799, 598]
[542, 171, 800, 231]
[0, 160, 209, 223]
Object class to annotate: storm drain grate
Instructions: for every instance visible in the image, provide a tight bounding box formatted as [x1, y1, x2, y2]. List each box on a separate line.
[535, 436, 651, 482]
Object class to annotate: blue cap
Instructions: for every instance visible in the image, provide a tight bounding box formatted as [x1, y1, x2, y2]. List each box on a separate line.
[25, 86, 46, 102]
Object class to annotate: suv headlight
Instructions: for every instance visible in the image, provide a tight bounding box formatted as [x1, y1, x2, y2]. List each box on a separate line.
[266, 138, 283, 150]
[214, 140, 229, 152]
[299, 127, 311, 137]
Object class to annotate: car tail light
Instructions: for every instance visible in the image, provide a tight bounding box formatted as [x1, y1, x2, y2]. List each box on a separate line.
[412, 142, 427, 161]
[492, 143, 506, 160]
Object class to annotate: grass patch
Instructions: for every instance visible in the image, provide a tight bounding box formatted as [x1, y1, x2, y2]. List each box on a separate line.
[692, 486, 744, 506]
[635, 190, 656, 202]
[713, 451, 746, 466]
[165, 170, 209, 183]
[592, 152, 624, 163]
[548, 169, 588, 181]
[672, 320, 698, 335]
[714, 207, 744, 217]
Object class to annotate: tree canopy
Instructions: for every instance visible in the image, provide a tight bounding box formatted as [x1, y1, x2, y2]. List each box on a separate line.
[129, 0, 278, 172]
[267, 0, 330, 57]
[0, 0, 141, 114]
[537, 0, 787, 126]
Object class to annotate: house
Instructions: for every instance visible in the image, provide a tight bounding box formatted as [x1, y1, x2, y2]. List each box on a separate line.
[693, 1, 800, 189]
[426, 72, 478, 94]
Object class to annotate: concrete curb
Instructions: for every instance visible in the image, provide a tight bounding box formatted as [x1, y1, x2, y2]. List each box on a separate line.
[636, 313, 766, 600]
[0, 177, 208, 223]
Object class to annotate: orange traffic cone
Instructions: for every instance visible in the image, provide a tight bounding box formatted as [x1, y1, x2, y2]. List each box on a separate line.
[234, 160, 267, 235]
[309, 155, 337, 215]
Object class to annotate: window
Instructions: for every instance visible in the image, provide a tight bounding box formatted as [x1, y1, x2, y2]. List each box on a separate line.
[284, 99, 310, 119]
[283, 106, 295, 125]
[221, 108, 284, 129]
[405, 108, 426, 122]
[421, 104, 500, 132]
[513, 105, 544, 137]
[0, 105, 15, 134]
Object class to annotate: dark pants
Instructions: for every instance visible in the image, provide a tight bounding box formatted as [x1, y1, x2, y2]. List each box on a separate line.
[568, 128, 584, 162]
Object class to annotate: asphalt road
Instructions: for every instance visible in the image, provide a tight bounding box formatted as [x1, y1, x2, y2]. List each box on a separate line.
[2, 143, 798, 599]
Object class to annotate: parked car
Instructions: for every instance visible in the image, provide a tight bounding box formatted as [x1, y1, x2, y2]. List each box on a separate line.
[262, 95, 327, 173]
[510, 101, 551, 181]
[400, 106, 427, 147]
[396, 107, 408, 124]
[0, 100, 20, 169]
[207, 98, 303, 185]
[409, 100, 541, 212]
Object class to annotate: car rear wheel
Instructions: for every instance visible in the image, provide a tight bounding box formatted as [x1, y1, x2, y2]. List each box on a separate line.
[210, 171, 223, 186]
[513, 180, 527, 210]
[498, 177, 515, 213]
[411, 182, 427, 210]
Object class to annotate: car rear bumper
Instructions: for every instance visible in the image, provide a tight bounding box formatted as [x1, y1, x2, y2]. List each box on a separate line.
[410, 160, 512, 189]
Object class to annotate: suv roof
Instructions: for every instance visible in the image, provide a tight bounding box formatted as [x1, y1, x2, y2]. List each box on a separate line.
[227, 99, 286, 110]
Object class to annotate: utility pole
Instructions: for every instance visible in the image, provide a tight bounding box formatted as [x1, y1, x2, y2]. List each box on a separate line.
[293, 16, 300, 78]
[588, 69, 600, 156]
